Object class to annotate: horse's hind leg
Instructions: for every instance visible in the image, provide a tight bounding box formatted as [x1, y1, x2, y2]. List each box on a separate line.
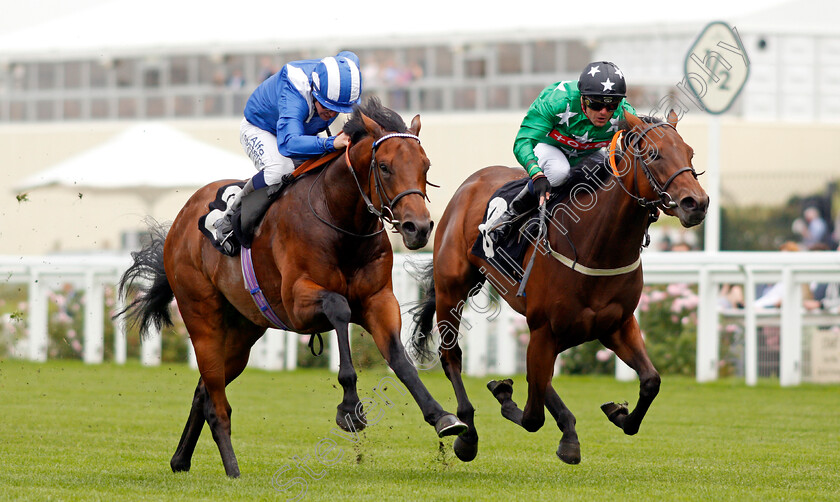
[170, 377, 207, 472]
[488, 325, 555, 433]
[599, 315, 661, 435]
[545, 385, 581, 464]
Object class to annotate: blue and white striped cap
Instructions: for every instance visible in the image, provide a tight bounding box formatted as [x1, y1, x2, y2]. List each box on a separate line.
[312, 51, 362, 113]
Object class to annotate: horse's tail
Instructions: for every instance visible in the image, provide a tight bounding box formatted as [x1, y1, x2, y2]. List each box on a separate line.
[407, 257, 438, 362]
[114, 220, 174, 338]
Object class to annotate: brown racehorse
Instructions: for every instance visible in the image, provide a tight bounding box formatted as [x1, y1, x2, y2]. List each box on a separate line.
[117, 97, 466, 478]
[409, 111, 708, 464]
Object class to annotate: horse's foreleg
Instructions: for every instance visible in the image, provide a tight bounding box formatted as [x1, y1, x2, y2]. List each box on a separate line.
[170, 378, 207, 473]
[361, 290, 466, 438]
[599, 316, 661, 436]
[322, 292, 367, 432]
[288, 280, 365, 432]
[545, 385, 581, 464]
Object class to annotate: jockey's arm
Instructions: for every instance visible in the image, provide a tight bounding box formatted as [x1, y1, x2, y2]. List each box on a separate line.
[276, 92, 337, 158]
[513, 93, 568, 178]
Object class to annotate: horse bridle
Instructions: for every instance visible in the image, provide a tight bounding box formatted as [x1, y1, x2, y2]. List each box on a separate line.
[346, 132, 429, 228]
[608, 122, 702, 211]
[309, 132, 428, 238]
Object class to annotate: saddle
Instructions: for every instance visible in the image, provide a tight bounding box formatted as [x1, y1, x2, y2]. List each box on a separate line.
[471, 156, 612, 282]
[198, 150, 343, 255]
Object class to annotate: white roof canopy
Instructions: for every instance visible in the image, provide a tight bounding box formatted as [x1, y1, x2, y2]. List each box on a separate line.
[14, 123, 254, 206]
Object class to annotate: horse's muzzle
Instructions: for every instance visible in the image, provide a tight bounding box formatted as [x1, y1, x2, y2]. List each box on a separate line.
[400, 219, 434, 250]
[677, 194, 709, 227]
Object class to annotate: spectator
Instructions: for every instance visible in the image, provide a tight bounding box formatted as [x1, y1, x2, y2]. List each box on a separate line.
[792, 206, 828, 248]
[804, 242, 840, 312]
[754, 241, 813, 309]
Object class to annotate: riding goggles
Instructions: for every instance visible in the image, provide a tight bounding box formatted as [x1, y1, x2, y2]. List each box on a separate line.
[583, 96, 620, 112]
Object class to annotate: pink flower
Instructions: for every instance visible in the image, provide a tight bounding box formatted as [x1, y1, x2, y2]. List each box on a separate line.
[667, 283, 687, 296]
[596, 349, 613, 362]
[651, 290, 668, 302]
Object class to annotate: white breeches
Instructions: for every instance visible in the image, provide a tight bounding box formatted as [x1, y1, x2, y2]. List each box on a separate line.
[533, 142, 571, 187]
[239, 118, 295, 185]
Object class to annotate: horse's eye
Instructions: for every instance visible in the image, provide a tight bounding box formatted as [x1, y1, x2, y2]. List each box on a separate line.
[379, 162, 389, 173]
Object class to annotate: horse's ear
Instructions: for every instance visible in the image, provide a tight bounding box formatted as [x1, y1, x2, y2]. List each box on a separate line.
[624, 113, 643, 128]
[409, 114, 421, 136]
[624, 112, 643, 133]
[361, 112, 385, 139]
[666, 109, 679, 127]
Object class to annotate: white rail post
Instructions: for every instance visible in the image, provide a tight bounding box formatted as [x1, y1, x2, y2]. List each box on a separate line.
[493, 305, 518, 376]
[616, 309, 640, 381]
[27, 271, 49, 362]
[391, 253, 422, 346]
[462, 291, 488, 377]
[780, 267, 802, 386]
[328, 330, 340, 373]
[83, 271, 105, 364]
[744, 268, 757, 386]
[696, 266, 719, 382]
[114, 292, 127, 365]
[263, 328, 284, 371]
[141, 326, 162, 366]
[285, 331, 298, 370]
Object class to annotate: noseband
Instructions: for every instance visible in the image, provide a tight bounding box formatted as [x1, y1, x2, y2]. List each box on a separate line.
[607, 122, 702, 211]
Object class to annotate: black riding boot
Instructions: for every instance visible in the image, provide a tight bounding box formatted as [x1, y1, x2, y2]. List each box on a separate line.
[488, 185, 537, 244]
[214, 178, 255, 245]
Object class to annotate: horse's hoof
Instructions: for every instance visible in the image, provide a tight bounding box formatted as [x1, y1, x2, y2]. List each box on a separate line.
[486, 378, 514, 398]
[336, 409, 367, 432]
[170, 458, 191, 473]
[435, 414, 468, 437]
[453, 435, 478, 462]
[600, 401, 629, 421]
[556, 440, 581, 465]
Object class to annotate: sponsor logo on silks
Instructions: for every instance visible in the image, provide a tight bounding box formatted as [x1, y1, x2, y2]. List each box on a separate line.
[547, 130, 610, 150]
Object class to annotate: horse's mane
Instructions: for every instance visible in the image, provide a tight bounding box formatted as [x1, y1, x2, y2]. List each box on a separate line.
[343, 96, 408, 143]
[616, 114, 663, 131]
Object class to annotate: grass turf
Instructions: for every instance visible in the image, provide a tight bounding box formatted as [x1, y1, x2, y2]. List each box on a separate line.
[1, 359, 838, 501]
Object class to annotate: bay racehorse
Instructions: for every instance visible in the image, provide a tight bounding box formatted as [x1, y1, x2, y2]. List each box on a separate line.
[409, 111, 708, 464]
[117, 97, 466, 478]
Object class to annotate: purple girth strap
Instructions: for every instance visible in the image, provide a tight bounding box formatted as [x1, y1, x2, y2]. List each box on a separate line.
[240, 247, 289, 330]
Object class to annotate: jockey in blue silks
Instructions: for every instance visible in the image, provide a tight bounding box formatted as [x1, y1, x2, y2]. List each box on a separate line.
[215, 51, 363, 248]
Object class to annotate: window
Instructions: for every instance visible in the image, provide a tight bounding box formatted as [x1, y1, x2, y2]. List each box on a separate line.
[63, 62, 84, 89]
[434, 46, 453, 77]
[90, 61, 109, 88]
[532, 41, 557, 73]
[497, 43, 522, 75]
[63, 100, 82, 119]
[36, 63, 57, 90]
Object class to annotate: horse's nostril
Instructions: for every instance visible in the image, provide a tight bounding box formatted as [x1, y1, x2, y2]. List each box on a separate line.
[402, 222, 417, 234]
[680, 197, 697, 212]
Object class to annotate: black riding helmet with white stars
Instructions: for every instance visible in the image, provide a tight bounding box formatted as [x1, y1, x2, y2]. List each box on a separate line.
[578, 61, 626, 104]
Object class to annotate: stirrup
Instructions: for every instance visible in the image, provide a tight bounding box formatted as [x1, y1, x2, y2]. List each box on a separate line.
[214, 213, 233, 235]
[488, 211, 517, 243]
[218, 231, 236, 256]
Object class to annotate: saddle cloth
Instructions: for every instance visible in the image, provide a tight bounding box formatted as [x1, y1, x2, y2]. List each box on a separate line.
[470, 178, 533, 282]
